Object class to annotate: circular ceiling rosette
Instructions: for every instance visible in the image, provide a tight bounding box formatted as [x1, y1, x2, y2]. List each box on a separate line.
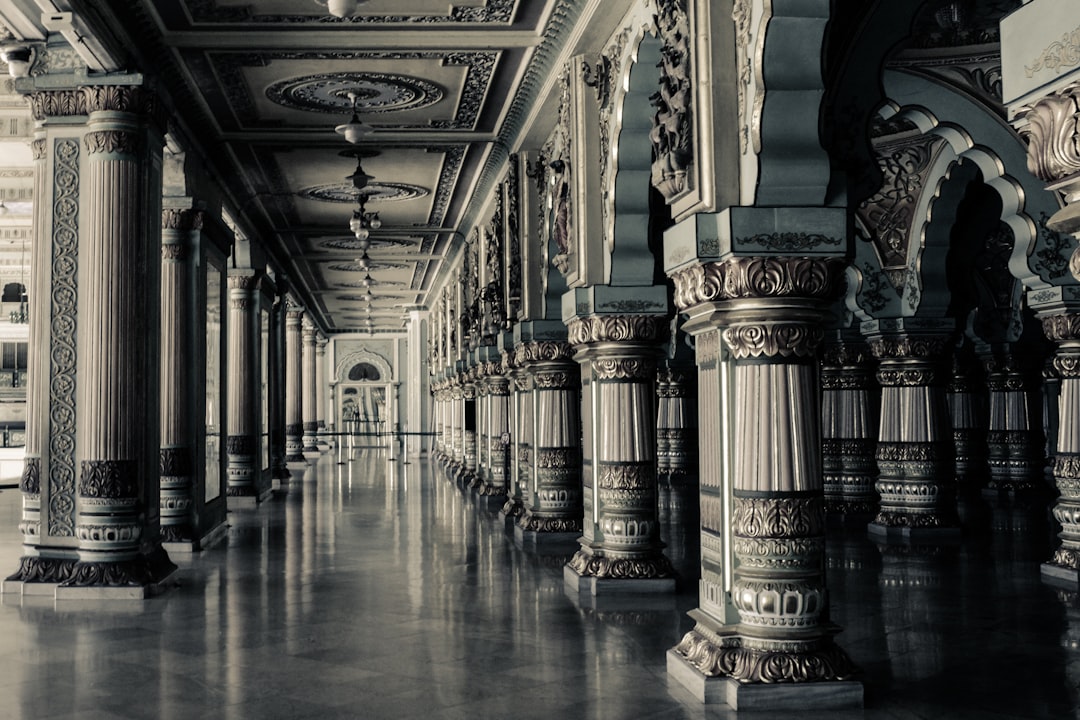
[335, 280, 407, 289]
[319, 237, 415, 251]
[266, 72, 444, 114]
[328, 261, 410, 272]
[299, 182, 430, 204]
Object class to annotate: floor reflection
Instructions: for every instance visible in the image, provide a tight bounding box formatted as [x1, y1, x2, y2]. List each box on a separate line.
[0, 456, 1072, 718]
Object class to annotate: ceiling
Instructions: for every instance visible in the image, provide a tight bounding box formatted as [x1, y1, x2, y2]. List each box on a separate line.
[0, 0, 566, 335]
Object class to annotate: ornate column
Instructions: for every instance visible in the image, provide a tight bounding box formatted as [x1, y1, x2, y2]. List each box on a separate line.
[159, 208, 200, 543]
[947, 345, 988, 486]
[7, 89, 83, 588]
[284, 305, 306, 465]
[433, 380, 446, 462]
[479, 357, 510, 500]
[269, 286, 291, 483]
[501, 347, 528, 522]
[315, 335, 329, 451]
[63, 84, 175, 594]
[564, 311, 675, 594]
[1043, 315, 1080, 582]
[514, 336, 582, 549]
[460, 366, 479, 485]
[820, 338, 878, 518]
[301, 318, 319, 456]
[981, 349, 1045, 494]
[865, 324, 960, 539]
[448, 376, 464, 474]
[226, 272, 261, 504]
[657, 364, 698, 489]
[667, 248, 858, 703]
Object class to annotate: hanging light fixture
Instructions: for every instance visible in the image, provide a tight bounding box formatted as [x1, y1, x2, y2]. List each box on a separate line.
[349, 194, 381, 247]
[335, 91, 373, 143]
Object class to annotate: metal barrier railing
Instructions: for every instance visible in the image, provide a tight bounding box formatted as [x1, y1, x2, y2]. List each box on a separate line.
[320, 430, 441, 465]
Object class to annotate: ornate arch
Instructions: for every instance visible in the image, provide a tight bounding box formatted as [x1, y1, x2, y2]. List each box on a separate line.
[335, 349, 393, 383]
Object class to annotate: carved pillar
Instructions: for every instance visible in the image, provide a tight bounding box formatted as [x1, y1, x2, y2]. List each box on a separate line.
[1043, 315, 1080, 582]
[432, 381, 445, 461]
[8, 93, 81, 587]
[480, 359, 510, 498]
[668, 255, 858, 691]
[65, 85, 174, 593]
[565, 314, 674, 593]
[515, 340, 582, 545]
[657, 365, 698, 488]
[981, 349, 1045, 494]
[226, 273, 260, 502]
[284, 307, 305, 464]
[461, 368, 479, 485]
[866, 327, 960, 538]
[301, 318, 319, 455]
[503, 357, 532, 522]
[820, 339, 878, 517]
[315, 336, 329, 450]
[469, 358, 491, 490]
[269, 287, 290, 481]
[159, 209, 200, 542]
[449, 378, 464, 472]
[1045, 358, 1061, 485]
[947, 346, 988, 486]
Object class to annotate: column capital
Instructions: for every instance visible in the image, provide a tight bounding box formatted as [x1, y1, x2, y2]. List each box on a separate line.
[672, 255, 846, 312]
[567, 314, 669, 347]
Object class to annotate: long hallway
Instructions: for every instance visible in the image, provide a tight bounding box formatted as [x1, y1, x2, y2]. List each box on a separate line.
[0, 452, 1073, 719]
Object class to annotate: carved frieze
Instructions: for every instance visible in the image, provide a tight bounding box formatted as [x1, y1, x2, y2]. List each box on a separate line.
[79, 460, 138, 499]
[567, 315, 669, 346]
[1015, 86, 1080, 184]
[1044, 313, 1080, 342]
[868, 334, 950, 360]
[672, 256, 845, 311]
[732, 496, 824, 538]
[722, 323, 824, 359]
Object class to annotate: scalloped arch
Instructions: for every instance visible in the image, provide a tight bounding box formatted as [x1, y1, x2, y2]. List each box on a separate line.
[335, 349, 393, 383]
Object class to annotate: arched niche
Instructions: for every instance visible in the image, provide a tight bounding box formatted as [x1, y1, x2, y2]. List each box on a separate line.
[335, 349, 393, 384]
[333, 349, 395, 449]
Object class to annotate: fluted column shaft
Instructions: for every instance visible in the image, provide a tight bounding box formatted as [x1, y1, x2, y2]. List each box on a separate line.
[461, 371, 478, 483]
[868, 332, 959, 534]
[502, 363, 532, 520]
[821, 341, 878, 516]
[226, 273, 259, 498]
[284, 308, 305, 463]
[301, 319, 318, 453]
[981, 349, 1044, 493]
[159, 209, 201, 541]
[670, 255, 856, 684]
[566, 315, 673, 582]
[947, 348, 988, 484]
[450, 381, 464, 468]
[516, 342, 582, 535]
[315, 336, 328, 449]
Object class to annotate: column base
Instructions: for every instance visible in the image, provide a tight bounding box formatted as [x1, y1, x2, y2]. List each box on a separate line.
[1042, 561, 1080, 587]
[867, 521, 962, 542]
[666, 650, 864, 709]
[48, 549, 179, 601]
[162, 519, 230, 555]
[3, 556, 77, 596]
[564, 564, 676, 596]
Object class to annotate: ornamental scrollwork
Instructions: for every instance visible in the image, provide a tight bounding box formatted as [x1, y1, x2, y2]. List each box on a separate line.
[28, 89, 86, 120]
[84, 130, 141, 156]
[567, 550, 674, 579]
[1025, 26, 1080, 79]
[162, 208, 205, 232]
[722, 323, 823, 359]
[515, 341, 574, 364]
[597, 464, 652, 490]
[732, 496, 824, 538]
[650, 0, 692, 201]
[20, 457, 40, 495]
[1016, 87, 1080, 184]
[567, 315, 669, 345]
[592, 357, 655, 380]
[79, 460, 138, 499]
[868, 334, 950, 359]
[1044, 313, 1080, 341]
[737, 233, 842, 253]
[671, 257, 845, 311]
[876, 367, 938, 386]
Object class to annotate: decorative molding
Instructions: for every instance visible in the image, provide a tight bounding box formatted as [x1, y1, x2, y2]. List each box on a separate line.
[1016, 87, 1080, 184]
[160, 447, 192, 477]
[28, 90, 86, 120]
[722, 323, 824, 359]
[1025, 25, 1080, 78]
[869, 335, 950, 360]
[48, 137, 79, 537]
[79, 460, 138, 499]
[737, 233, 842, 253]
[672, 257, 845, 311]
[1044, 313, 1080, 342]
[20, 457, 40, 495]
[567, 315, 669, 346]
[650, 0, 693, 200]
[189, 0, 516, 24]
[162, 208, 205, 232]
[84, 130, 141, 156]
[567, 550, 673, 579]
[732, 496, 824, 538]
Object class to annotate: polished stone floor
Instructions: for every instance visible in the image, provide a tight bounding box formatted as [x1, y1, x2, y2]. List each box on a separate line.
[0, 451, 1074, 719]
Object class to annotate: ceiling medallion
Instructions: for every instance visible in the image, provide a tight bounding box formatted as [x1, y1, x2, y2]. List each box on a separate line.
[328, 261, 410, 272]
[299, 182, 429, 204]
[266, 73, 444, 114]
[320, 237, 415, 251]
[336, 280, 407, 289]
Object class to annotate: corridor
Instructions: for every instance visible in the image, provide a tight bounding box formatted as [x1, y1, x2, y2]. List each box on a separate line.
[0, 452, 1073, 719]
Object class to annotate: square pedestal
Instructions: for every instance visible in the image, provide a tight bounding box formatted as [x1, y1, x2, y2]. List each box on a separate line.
[2, 579, 58, 596]
[54, 566, 178, 600]
[564, 565, 676, 596]
[666, 650, 864, 709]
[1042, 562, 1080, 587]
